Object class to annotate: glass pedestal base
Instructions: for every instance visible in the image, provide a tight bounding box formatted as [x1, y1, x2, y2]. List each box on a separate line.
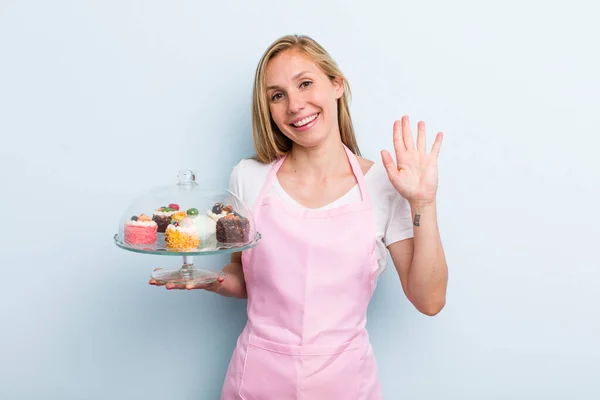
[151, 256, 224, 285]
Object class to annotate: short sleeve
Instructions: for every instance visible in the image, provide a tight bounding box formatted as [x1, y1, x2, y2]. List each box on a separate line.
[226, 158, 271, 212]
[383, 193, 414, 246]
[228, 162, 242, 200]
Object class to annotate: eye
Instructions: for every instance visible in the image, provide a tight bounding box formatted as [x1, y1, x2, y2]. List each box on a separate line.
[271, 93, 284, 102]
[300, 81, 312, 89]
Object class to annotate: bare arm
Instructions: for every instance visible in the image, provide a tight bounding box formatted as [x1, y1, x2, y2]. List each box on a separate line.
[381, 116, 448, 316]
[213, 251, 247, 298]
[388, 200, 448, 316]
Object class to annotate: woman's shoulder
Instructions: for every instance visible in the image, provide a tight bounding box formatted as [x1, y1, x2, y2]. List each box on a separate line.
[359, 157, 413, 238]
[229, 157, 274, 195]
[356, 155, 375, 177]
[356, 156, 385, 186]
[231, 157, 274, 181]
[359, 156, 404, 202]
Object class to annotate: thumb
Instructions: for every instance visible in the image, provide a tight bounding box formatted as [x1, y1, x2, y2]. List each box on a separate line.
[380, 150, 398, 178]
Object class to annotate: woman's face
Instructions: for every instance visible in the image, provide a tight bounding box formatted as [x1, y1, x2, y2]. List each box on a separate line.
[265, 49, 343, 150]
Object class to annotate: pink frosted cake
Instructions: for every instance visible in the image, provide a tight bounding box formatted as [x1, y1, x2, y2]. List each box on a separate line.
[124, 214, 158, 245]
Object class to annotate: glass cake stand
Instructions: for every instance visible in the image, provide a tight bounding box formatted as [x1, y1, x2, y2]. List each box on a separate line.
[113, 170, 261, 285]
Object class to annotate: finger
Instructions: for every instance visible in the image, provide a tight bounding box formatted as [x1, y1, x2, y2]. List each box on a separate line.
[204, 276, 225, 291]
[402, 115, 415, 151]
[150, 268, 161, 285]
[165, 282, 185, 290]
[431, 132, 443, 157]
[417, 121, 426, 153]
[148, 278, 165, 286]
[149, 278, 166, 286]
[150, 268, 168, 286]
[185, 281, 214, 290]
[393, 120, 405, 161]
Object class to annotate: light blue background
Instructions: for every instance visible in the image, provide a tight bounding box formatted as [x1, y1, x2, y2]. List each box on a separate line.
[1, 1, 598, 399]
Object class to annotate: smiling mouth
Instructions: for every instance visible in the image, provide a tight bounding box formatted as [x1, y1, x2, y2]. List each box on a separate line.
[291, 113, 319, 128]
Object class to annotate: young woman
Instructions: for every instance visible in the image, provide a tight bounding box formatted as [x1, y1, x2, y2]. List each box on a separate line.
[151, 34, 448, 399]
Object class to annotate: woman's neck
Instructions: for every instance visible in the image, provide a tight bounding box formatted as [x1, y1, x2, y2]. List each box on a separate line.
[284, 136, 350, 179]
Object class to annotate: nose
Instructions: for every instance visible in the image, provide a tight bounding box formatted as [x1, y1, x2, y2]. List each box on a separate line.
[287, 92, 305, 115]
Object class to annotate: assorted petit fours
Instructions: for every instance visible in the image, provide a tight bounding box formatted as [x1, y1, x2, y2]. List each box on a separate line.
[124, 213, 158, 245]
[152, 203, 179, 233]
[207, 202, 250, 244]
[124, 201, 250, 249]
[165, 211, 201, 250]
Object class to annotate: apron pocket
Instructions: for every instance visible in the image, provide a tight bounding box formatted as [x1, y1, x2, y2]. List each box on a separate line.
[238, 334, 375, 400]
[238, 336, 298, 400]
[299, 347, 363, 398]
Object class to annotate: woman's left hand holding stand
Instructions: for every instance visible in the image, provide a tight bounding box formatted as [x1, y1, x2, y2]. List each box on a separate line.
[148, 253, 248, 298]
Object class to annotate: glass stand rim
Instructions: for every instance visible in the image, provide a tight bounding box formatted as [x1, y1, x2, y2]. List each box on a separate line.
[113, 233, 261, 256]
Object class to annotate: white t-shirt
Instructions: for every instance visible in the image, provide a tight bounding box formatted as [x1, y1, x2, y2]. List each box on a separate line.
[229, 158, 414, 278]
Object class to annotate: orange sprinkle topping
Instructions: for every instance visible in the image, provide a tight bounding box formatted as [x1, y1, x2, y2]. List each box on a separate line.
[165, 230, 200, 250]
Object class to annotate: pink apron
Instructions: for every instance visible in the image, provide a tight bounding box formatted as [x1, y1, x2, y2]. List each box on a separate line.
[221, 145, 382, 400]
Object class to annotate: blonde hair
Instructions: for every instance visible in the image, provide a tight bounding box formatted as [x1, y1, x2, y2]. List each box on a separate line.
[251, 34, 361, 163]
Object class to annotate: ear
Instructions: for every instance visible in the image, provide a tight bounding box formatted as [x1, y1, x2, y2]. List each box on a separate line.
[332, 76, 344, 99]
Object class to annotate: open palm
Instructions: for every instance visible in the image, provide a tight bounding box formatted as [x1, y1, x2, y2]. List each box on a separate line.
[381, 116, 443, 205]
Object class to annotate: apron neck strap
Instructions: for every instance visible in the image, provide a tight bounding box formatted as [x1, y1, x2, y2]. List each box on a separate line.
[343, 144, 371, 203]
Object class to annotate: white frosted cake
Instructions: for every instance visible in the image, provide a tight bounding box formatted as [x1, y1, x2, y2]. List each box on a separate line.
[194, 214, 217, 248]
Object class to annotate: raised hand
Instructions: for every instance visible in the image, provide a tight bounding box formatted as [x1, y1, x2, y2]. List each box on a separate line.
[381, 115, 443, 206]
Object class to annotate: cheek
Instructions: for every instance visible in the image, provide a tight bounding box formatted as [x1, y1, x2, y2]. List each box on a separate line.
[313, 87, 337, 110]
[269, 104, 283, 123]
[315, 92, 337, 120]
[269, 104, 291, 132]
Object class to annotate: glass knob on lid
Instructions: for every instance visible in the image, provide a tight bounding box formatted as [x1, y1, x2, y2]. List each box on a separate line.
[177, 169, 196, 184]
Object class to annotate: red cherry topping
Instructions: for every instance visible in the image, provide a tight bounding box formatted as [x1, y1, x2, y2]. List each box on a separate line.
[169, 203, 180, 211]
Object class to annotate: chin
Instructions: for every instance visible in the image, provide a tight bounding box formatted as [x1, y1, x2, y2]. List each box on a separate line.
[289, 132, 329, 149]
[285, 120, 336, 149]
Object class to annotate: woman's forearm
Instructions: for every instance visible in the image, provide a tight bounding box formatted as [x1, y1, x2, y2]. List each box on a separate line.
[213, 262, 247, 298]
[407, 200, 448, 315]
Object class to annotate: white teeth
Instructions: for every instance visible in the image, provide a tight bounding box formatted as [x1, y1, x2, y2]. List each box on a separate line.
[293, 113, 318, 127]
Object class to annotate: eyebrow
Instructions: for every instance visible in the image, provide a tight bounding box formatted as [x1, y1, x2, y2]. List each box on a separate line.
[266, 70, 311, 90]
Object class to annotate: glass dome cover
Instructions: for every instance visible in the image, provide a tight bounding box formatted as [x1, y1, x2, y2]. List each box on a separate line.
[113, 169, 261, 285]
